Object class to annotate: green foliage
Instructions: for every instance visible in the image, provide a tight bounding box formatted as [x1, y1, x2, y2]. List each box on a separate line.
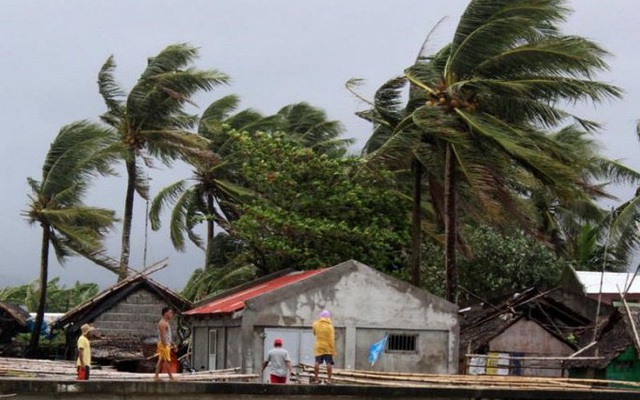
[394, 226, 569, 304]
[230, 131, 410, 274]
[457, 226, 570, 302]
[0, 278, 99, 312]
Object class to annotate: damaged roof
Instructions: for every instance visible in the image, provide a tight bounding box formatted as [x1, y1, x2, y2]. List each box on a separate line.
[460, 288, 592, 353]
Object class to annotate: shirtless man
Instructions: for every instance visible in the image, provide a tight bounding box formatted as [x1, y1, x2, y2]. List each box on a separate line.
[154, 307, 175, 381]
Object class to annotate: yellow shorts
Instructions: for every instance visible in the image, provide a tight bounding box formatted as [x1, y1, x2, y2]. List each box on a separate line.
[157, 342, 171, 362]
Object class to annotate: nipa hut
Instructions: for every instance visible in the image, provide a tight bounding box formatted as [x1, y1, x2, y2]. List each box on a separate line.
[54, 274, 191, 368]
[565, 308, 640, 382]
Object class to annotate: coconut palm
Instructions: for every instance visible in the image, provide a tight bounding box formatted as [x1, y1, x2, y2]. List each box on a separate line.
[24, 121, 117, 354]
[358, 0, 621, 302]
[97, 43, 229, 280]
[272, 102, 353, 156]
[525, 124, 640, 269]
[149, 95, 266, 267]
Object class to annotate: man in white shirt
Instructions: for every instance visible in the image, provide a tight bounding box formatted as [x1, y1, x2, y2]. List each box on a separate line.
[262, 338, 293, 384]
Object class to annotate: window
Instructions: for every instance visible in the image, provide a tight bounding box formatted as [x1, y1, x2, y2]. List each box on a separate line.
[387, 334, 417, 352]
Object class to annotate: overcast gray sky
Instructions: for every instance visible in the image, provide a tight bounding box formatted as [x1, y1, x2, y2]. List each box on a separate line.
[1, 1, 639, 292]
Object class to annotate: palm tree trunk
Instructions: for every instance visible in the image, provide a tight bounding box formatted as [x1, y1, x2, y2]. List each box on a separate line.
[410, 159, 423, 286]
[28, 224, 50, 356]
[119, 153, 136, 280]
[204, 193, 216, 269]
[444, 144, 458, 303]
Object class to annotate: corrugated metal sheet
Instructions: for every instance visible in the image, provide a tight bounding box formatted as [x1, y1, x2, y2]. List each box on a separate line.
[184, 269, 325, 316]
[575, 271, 640, 294]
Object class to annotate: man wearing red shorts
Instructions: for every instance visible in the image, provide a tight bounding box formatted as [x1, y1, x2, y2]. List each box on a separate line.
[262, 338, 293, 383]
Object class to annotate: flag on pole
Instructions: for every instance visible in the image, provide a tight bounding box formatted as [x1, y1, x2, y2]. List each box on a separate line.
[368, 334, 388, 366]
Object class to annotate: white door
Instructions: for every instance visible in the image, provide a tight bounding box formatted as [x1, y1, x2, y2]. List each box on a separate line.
[208, 329, 217, 370]
[299, 331, 315, 366]
[263, 328, 314, 382]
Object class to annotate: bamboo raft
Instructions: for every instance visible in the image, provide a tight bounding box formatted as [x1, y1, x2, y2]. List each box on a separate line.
[0, 357, 257, 382]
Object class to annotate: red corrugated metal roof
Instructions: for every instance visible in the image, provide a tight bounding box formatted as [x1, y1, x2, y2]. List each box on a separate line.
[184, 269, 326, 316]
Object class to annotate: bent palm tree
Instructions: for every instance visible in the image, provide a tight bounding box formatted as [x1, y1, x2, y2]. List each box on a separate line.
[359, 0, 621, 302]
[98, 43, 229, 280]
[149, 95, 264, 267]
[272, 102, 353, 156]
[24, 121, 117, 354]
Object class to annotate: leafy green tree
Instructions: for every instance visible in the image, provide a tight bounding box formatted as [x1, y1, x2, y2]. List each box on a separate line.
[151, 96, 352, 274]
[97, 43, 229, 279]
[23, 121, 117, 354]
[230, 131, 410, 274]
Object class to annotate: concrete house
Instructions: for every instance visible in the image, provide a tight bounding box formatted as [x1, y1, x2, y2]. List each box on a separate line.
[184, 260, 459, 375]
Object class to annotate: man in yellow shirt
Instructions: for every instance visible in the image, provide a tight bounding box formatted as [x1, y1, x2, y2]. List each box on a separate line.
[77, 324, 95, 380]
[312, 310, 335, 384]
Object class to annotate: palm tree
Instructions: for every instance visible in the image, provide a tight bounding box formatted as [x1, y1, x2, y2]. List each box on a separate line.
[411, 0, 622, 301]
[149, 95, 266, 268]
[24, 121, 117, 354]
[97, 43, 229, 280]
[525, 124, 640, 269]
[272, 102, 353, 156]
[358, 0, 621, 302]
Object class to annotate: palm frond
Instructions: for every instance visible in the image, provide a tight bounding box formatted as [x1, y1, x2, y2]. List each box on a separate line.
[149, 180, 188, 230]
[447, 0, 568, 79]
[98, 55, 125, 128]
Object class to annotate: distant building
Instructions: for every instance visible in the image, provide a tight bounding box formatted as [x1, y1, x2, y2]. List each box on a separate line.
[184, 260, 459, 375]
[563, 268, 640, 305]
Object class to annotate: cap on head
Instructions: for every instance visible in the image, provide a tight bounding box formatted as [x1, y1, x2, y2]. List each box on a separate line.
[274, 338, 283, 346]
[320, 310, 331, 318]
[80, 324, 95, 335]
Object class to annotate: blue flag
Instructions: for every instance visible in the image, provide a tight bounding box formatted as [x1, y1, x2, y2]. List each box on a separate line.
[368, 334, 388, 366]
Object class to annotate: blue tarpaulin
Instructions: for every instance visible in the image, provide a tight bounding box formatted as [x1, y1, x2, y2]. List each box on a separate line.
[368, 334, 388, 366]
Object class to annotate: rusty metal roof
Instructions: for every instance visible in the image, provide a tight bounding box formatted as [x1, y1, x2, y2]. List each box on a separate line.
[184, 269, 325, 316]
